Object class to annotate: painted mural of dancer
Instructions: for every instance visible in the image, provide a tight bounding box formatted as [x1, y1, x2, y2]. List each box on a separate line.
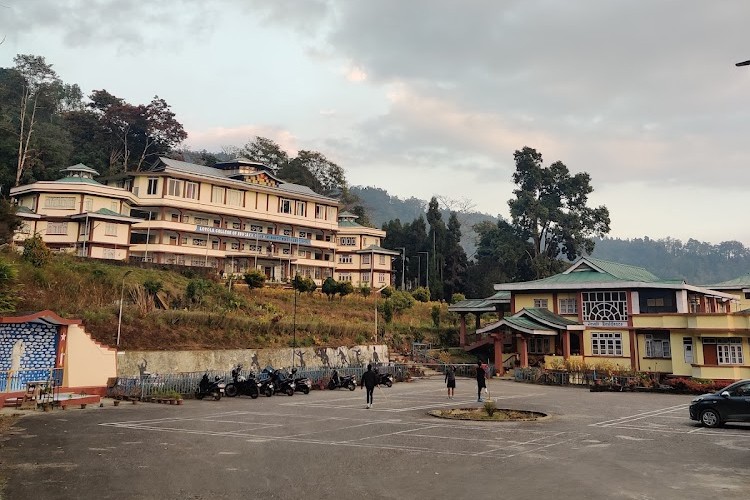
[315, 348, 331, 368]
[295, 350, 306, 369]
[250, 352, 261, 373]
[337, 347, 349, 367]
[372, 346, 380, 365]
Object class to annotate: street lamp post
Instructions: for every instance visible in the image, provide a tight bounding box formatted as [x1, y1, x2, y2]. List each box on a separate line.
[396, 247, 406, 290]
[418, 251, 429, 288]
[116, 270, 132, 347]
[292, 275, 298, 368]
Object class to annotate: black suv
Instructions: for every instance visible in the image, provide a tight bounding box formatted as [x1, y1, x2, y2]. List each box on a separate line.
[689, 379, 750, 428]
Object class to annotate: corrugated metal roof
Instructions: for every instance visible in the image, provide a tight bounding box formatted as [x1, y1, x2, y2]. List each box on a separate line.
[568, 257, 660, 282]
[55, 177, 102, 185]
[502, 316, 557, 333]
[338, 219, 363, 228]
[706, 273, 750, 289]
[356, 245, 400, 255]
[521, 307, 580, 327]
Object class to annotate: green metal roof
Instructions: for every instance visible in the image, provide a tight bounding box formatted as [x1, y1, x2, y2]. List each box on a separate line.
[338, 219, 363, 228]
[567, 257, 661, 282]
[356, 244, 400, 255]
[55, 176, 102, 185]
[498, 316, 556, 334]
[521, 307, 580, 327]
[91, 208, 122, 216]
[448, 298, 497, 313]
[14, 205, 35, 214]
[705, 273, 750, 289]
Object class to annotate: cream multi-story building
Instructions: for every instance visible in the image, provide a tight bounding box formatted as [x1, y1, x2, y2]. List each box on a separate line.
[334, 211, 399, 289]
[9, 159, 395, 287]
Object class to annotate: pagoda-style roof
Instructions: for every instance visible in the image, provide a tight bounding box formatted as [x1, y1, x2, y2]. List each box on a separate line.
[448, 291, 510, 313]
[476, 307, 583, 336]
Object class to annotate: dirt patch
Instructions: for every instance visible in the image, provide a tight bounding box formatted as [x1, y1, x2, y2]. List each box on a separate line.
[0, 415, 21, 436]
[429, 407, 548, 421]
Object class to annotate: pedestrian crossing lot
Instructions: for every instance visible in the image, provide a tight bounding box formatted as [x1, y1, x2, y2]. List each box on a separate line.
[100, 378, 750, 460]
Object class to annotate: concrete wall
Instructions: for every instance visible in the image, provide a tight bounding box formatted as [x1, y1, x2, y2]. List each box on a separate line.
[64, 324, 117, 388]
[117, 344, 389, 377]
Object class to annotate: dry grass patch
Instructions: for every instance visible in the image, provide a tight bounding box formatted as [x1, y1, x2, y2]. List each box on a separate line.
[429, 407, 547, 421]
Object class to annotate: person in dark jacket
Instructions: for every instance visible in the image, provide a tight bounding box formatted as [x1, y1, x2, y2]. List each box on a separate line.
[476, 361, 486, 402]
[360, 363, 379, 408]
[445, 365, 456, 399]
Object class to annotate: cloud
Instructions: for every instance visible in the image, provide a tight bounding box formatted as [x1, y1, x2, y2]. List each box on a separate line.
[186, 125, 299, 156]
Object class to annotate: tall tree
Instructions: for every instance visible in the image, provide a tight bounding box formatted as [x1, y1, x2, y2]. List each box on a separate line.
[442, 212, 468, 299]
[13, 54, 61, 186]
[238, 136, 289, 174]
[0, 197, 22, 245]
[426, 197, 447, 299]
[508, 146, 610, 278]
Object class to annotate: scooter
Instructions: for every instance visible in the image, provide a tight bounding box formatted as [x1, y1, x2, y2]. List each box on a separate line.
[256, 368, 276, 397]
[327, 370, 356, 391]
[224, 364, 260, 399]
[269, 369, 295, 396]
[290, 368, 312, 394]
[195, 373, 225, 401]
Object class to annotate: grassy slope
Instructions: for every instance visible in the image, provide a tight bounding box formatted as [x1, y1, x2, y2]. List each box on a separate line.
[4, 252, 454, 351]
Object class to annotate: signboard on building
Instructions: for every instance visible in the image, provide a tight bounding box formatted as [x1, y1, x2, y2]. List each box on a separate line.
[583, 321, 628, 328]
[196, 225, 311, 245]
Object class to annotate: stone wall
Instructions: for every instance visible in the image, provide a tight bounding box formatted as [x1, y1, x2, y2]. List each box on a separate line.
[117, 344, 389, 377]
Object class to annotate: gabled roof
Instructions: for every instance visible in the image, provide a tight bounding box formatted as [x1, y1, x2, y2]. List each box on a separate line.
[60, 163, 100, 176]
[517, 307, 584, 330]
[563, 257, 661, 282]
[70, 208, 142, 223]
[448, 291, 510, 313]
[705, 273, 750, 290]
[475, 307, 583, 336]
[355, 245, 400, 255]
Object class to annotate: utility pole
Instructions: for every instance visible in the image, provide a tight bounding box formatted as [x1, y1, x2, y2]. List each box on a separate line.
[396, 247, 406, 289]
[419, 251, 429, 288]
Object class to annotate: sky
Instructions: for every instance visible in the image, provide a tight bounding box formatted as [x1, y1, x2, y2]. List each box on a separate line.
[2, 1, 750, 245]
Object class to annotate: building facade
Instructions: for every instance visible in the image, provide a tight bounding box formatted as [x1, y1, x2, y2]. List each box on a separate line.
[451, 257, 750, 380]
[334, 211, 398, 288]
[9, 159, 395, 286]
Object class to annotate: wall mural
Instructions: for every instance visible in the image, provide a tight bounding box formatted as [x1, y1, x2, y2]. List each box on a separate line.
[0, 323, 58, 390]
[117, 345, 390, 377]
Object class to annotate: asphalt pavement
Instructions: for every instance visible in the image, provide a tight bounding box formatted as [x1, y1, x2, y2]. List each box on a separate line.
[1, 377, 749, 500]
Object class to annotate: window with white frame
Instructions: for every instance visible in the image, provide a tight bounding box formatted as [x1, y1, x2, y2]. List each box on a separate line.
[194, 217, 209, 226]
[295, 201, 306, 216]
[104, 223, 117, 236]
[362, 255, 371, 265]
[340, 273, 352, 281]
[703, 338, 745, 365]
[45, 196, 75, 209]
[645, 333, 670, 358]
[227, 189, 242, 206]
[147, 177, 159, 195]
[279, 198, 292, 214]
[591, 332, 623, 356]
[46, 222, 68, 235]
[559, 298, 577, 314]
[339, 255, 352, 264]
[582, 291, 628, 322]
[211, 186, 225, 204]
[533, 298, 548, 309]
[361, 273, 370, 282]
[168, 179, 183, 197]
[315, 204, 324, 219]
[379, 273, 386, 283]
[339, 237, 356, 246]
[185, 181, 199, 200]
[528, 337, 551, 354]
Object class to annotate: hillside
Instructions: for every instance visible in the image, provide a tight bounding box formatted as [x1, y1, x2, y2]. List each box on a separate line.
[2, 252, 456, 352]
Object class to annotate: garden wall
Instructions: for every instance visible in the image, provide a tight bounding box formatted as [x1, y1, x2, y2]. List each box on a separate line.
[117, 344, 389, 377]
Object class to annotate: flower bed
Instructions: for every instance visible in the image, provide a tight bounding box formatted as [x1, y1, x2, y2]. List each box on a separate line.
[429, 407, 547, 422]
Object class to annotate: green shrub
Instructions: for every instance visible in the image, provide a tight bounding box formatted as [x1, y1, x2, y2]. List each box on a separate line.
[390, 290, 415, 314]
[483, 400, 497, 416]
[380, 286, 393, 298]
[22, 234, 52, 267]
[244, 270, 266, 290]
[412, 287, 430, 302]
[450, 293, 465, 304]
[336, 281, 354, 299]
[359, 286, 371, 298]
[431, 304, 441, 328]
[322, 277, 337, 300]
[0, 258, 19, 313]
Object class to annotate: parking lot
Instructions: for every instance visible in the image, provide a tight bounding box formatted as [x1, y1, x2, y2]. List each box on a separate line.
[2, 377, 749, 499]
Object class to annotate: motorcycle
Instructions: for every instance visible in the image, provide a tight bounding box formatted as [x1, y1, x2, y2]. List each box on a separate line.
[269, 368, 295, 396]
[224, 364, 259, 399]
[290, 368, 312, 395]
[256, 368, 275, 397]
[376, 371, 394, 388]
[195, 373, 225, 401]
[327, 369, 356, 391]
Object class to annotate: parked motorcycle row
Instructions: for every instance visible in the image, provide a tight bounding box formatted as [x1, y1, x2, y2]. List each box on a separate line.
[195, 364, 394, 401]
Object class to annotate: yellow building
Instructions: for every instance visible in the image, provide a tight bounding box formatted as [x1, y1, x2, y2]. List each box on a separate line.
[456, 257, 750, 380]
[334, 211, 398, 288]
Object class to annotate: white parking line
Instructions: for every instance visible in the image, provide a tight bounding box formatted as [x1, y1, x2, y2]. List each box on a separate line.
[590, 404, 689, 427]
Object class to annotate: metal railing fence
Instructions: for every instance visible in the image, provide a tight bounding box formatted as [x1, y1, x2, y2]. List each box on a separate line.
[1, 368, 64, 393]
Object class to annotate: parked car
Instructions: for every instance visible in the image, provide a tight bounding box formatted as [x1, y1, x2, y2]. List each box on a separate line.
[689, 379, 750, 428]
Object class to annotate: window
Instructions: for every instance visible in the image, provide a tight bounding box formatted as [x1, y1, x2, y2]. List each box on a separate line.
[211, 186, 225, 204]
[745, 292, 750, 300]
[591, 332, 622, 356]
[230, 242, 240, 250]
[147, 177, 159, 195]
[582, 291, 628, 322]
[103, 248, 115, 259]
[185, 182, 199, 200]
[718, 343, 744, 365]
[250, 225, 263, 233]
[339, 237, 356, 246]
[379, 273, 386, 283]
[279, 199, 292, 214]
[295, 201, 306, 216]
[227, 189, 242, 206]
[192, 238, 207, 247]
[646, 298, 665, 307]
[194, 217, 209, 226]
[533, 298, 548, 309]
[231, 222, 241, 230]
[529, 337, 550, 354]
[645, 333, 670, 358]
[85, 199, 93, 212]
[363, 238, 367, 245]
[283, 229, 292, 236]
[111, 201, 118, 212]
[559, 298, 577, 314]
[168, 179, 183, 197]
[315, 204, 324, 219]
[46, 222, 68, 235]
[169, 236, 177, 245]
[361, 273, 370, 282]
[339, 255, 352, 264]
[362, 255, 371, 265]
[703, 338, 744, 365]
[299, 231, 309, 238]
[45, 196, 75, 209]
[105, 223, 117, 236]
[379, 255, 386, 265]
[683, 337, 694, 364]
[340, 273, 352, 282]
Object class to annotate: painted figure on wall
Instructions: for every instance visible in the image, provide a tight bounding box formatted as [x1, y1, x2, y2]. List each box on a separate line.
[315, 348, 331, 368]
[353, 348, 363, 367]
[251, 352, 261, 372]
[10, 340, 25, 373]
[295, 350, 306, 369]
[372, 346, 380, 365]
[337, 347, 349, 367]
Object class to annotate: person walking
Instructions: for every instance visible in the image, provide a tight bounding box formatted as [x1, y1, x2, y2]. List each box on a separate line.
[475, 360, 486, 402]
[445, 364, 456, 399]
[360, 363, 378, 409]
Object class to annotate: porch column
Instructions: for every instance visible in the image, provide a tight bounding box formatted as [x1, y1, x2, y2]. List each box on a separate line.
[493, 334, 504, 376]
[629, 330, 638, 371]
[459, 314, 466, 347]
[562, 331, 570, 359]
[518, 334, 529, 368]
[475, 313, 481, 330]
